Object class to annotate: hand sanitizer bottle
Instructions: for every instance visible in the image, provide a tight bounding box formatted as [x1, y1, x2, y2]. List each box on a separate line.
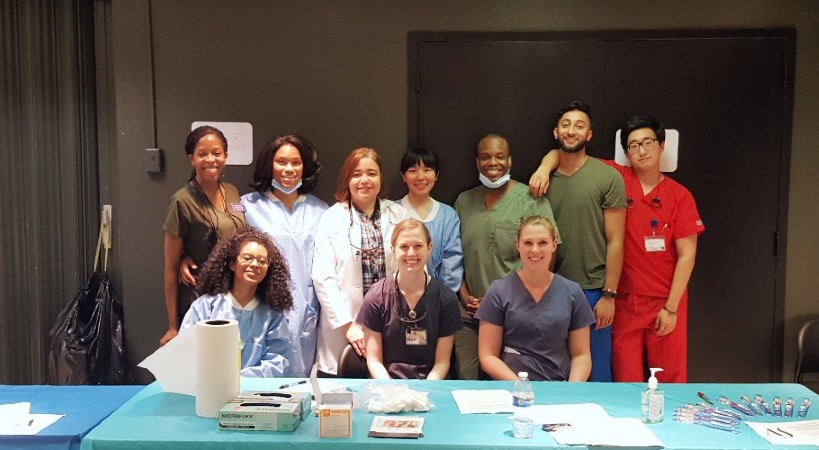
[641, 368, 664, 424]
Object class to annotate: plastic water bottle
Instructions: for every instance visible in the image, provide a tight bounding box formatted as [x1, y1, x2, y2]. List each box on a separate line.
[512, 371, 534, 438]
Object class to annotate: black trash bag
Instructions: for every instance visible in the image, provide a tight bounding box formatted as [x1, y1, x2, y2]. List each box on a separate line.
[47, 271, 130, 385]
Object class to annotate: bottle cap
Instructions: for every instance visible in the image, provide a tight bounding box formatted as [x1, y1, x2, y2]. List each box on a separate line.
[518, 372, 528, 379]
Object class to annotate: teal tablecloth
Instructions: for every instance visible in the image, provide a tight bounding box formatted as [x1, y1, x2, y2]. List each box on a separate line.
[81, 378, 818, 449]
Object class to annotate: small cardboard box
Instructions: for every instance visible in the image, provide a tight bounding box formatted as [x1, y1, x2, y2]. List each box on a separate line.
[233, 391, 312, 420]
[218, 401, 301, 431]
[318, 402, 352, 438]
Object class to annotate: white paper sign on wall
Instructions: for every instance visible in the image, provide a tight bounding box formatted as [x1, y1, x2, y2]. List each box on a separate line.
[191, 121, 253, 166]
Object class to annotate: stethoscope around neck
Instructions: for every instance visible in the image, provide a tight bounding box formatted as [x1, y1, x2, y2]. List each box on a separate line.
[627, 196, 662, 210]
[346, 200, 400, 258]
[626, 175, 663, 210]
[395, 271, 429, 325]
[347, 200, 380, 256]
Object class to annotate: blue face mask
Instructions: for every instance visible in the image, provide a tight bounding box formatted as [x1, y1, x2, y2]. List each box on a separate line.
[478, 171, 511, 189]
[270, 178, 302, 195]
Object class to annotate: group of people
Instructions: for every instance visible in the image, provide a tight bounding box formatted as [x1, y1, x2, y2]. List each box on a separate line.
[158, 100, 704, 384]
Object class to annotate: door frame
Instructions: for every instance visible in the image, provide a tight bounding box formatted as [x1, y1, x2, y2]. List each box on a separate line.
[407, 29, 795, 381]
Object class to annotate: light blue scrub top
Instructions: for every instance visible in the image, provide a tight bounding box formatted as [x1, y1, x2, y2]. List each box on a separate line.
[397, 196, 464, 292]
[181, 292, 302, 377]
[241, 191, 329, 376]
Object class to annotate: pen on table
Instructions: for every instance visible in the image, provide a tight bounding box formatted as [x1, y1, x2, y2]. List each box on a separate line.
[694, 402, 745, 420]
[675, 411, 738, 425]
[278, 380, 307, 389]
[718, 395, 754, 416]
[755, 394, 773, 415]
[742, 395, 763, 415]
[27, 419, 34, 426]
[773, 396, 782, 416]
[674, 415, 738, 433]
[676, 405, 742, 425]
[798, 398, 811, 418]
[784, 397, 794, 417]
[698, 391, 714, 405]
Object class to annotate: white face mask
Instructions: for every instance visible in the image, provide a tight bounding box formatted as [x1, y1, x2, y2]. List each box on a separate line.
[479, 171, 511, 189]
[270, 178, 302, 195]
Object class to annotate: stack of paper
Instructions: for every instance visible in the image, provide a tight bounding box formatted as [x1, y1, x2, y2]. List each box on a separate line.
[368, 416, 424, 438]
[746, 419, 819, 446]
[451, 390, 514, 414]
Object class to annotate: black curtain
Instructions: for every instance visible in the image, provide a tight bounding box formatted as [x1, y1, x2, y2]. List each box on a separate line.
[0, 0, 99, 384]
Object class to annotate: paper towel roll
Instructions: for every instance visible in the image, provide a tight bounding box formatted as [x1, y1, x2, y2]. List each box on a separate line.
[195, 319, 240, 418]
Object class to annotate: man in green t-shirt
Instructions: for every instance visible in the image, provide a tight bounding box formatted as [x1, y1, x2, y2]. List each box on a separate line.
[534, 101, 627, 382]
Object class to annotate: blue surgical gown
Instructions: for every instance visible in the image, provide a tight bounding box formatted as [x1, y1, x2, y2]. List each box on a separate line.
[397, 196, 464, 292]
[181, 292, 302, 377]
[241, 191, 329, 375]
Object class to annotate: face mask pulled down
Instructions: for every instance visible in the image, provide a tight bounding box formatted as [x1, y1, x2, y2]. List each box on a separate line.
[479, 170, 511, 189]
[270, 178, 302, 195]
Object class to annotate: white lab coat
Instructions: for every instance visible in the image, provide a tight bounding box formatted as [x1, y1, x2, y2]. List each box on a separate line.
[311, 199, 407, 375]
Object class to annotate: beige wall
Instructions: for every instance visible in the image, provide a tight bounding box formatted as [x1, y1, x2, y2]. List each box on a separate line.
[107, 0, 819, 382]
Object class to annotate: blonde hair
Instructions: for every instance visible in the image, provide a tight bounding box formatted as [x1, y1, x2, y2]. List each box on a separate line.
[517, 215, 559, 242]
[390, 218, 431, 248]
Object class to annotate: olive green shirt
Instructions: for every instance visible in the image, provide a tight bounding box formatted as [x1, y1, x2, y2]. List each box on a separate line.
[546, 157, 627, 289]
[454, 181, 557, 299]
[162, 181, 246, 265]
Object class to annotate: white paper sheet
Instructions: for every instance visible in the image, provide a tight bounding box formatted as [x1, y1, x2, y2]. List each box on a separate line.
[746, 419, 819, 446]
[0, 402, 64, 435]
[551, 417, 664, 447]
[138, 319, 241, 418]
[508, 403, 662, 447]
[451, 390, 514, 414]
[0, 402, 29, 426]
[138, 326, 197, 395]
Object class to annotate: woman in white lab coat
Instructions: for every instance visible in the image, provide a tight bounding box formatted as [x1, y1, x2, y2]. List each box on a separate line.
[312, 148, 407, 376]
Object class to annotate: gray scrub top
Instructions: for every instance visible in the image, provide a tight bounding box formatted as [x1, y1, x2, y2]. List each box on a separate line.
[475, 272, 595, 381]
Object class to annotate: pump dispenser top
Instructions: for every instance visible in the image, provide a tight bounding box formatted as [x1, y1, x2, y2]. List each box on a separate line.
[648, 368, 663, 389]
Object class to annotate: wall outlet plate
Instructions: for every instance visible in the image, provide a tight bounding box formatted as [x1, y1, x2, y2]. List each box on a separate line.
[146, 148, 163, 173]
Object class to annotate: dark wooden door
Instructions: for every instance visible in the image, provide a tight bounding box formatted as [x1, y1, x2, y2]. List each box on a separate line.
[408, 31, 793, 382]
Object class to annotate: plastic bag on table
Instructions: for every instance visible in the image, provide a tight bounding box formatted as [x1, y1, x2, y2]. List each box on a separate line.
[47, 271, 129, 385]
[359, 381, 435, 413]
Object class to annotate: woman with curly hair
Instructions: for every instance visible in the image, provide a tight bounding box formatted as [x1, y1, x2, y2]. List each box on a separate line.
[179, 228, 302, 377]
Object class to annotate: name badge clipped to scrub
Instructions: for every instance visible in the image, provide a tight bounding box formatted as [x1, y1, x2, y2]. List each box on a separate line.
[405, 328, 428, 346]
[644, 219, 666, 253]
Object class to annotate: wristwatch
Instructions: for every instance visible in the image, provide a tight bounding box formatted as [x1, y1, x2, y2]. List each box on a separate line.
[602, 289, 617, 299]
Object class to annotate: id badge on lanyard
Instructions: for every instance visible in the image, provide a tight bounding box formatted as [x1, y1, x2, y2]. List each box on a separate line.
[405, 328, 428, 346]
[644, 219, 667, 253]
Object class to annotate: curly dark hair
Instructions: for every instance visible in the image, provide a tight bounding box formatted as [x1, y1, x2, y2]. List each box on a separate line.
[195, 228, 293, 311]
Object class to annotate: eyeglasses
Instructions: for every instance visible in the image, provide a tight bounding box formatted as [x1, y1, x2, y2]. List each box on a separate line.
[237, 253, 269, 267]
[626, 138, 660, 154]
